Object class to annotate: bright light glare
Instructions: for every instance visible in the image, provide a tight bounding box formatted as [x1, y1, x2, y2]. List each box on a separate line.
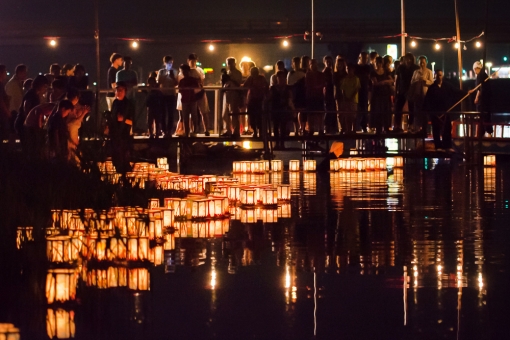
[208, 44, 215, 51]
[282, 39, 289, 47]
[435, 43, 441, 50]
[240, 56, 252, 63]
[131, 41, 139, 49]
[410, 40, 416, 47]
[49, 39, 57, 47]
[454, 42, 459, 49]
[476, 41, 482, 48]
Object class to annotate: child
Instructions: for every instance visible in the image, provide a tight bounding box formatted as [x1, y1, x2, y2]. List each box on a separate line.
[146, 77, 165, 139]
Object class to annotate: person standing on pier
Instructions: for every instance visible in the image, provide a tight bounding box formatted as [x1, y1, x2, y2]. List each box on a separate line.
[305, 59, 326, 136]
[409, 55, 434, 134]
[108, 82, 134, 172]
[355, 52, 372, 133]
[222, 57, 243, 138]
[394, 53, 419, 132]
[156, 55, 177, 137]
[333, 57, 348, 134]
[370, 57, 393, 134]
[473, 61, 493, 137]
[178, 64, 200, 137]
[323, 55, 337, 134]
[287, 57, 306, 135]
[243, 67, 268, 138]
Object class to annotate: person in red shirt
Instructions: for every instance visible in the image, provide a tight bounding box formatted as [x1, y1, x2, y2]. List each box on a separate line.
[178, 64, 200, 137]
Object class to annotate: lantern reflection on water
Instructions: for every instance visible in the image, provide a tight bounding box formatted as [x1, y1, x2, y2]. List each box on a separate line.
[149, 245, 164, 265]
[16, 226, 34, 249]
[277, 184, 291, 201]
[46, 268, 77, 304]
[277, 203, 291, 218]
[240, 208, 257, 224]
[261, 208, 278, 223]
[0, 323, 20, 340]
[46, 309, 75, 340]
[303, 172, 316, 195]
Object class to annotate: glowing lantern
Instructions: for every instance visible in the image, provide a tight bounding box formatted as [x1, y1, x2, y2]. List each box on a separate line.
[484, 155, 496, 166]
[227, 185, 241, 202]
[271, 160, 283, 172]
[241, 161, 251, 173]
[271, 172, 282, 185]
[365, 158, 375, 171]
[251, 161, 263, 173]
[148, 210, 163, 239]
[356, 158, 366, 172]
[262, 160, 270, 172]
[303, 160, 316, 171]
[261, 188, 278, 205]
[240, 187, 257, 205]
[330, 159, 340, 171]
[149, 245, 164, 265]
[233, 161, 242, 173]
[164, 233, 175, 250]
[46, 309, 75, 340]
[47, 236, 73, 263]
[277, 184, 291, 201]
[162, 208, 174, 228]
[289, 160, 300, 171]
[190, 199, 208, 219]
[128, 268, 150, 291]
[148, 198, 159, 209]
[108, 237, 127, 260]
[240, 208, 257, 223]
[0, 323, 20, 340]
[127, 237, 149, 261]
[46, 268, 77, 304]
[229, 206, 241, 220]
[16, 226, 34, 250]
[375, 158, 386, 171]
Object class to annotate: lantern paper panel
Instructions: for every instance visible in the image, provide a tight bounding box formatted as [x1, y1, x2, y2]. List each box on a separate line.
[240, 188, 257, 205]
[128, 268, 150, 291]
[271, 160, 283, 172]
[277, 184, 291, 201]
[484, 155, 496, 167]
[289, 160, 300, 171]
[0, 323, 20, 340]
[303, 160, 316, 171]
[261, 188, 278, 205]
[47, 236, 73, 263]
[240, 208, 257, 224]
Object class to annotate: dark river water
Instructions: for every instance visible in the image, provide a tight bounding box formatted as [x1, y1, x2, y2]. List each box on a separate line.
[2, 157, 510, 340]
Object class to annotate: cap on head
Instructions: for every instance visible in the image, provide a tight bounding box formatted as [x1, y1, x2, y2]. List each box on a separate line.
[473, 61, 483, 70]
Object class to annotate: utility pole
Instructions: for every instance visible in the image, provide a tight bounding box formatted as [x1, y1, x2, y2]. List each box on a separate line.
[311, 0, 315, 59]
[94, 0, 101, 133]
[401, 0, 406, 56]
[454, 0, 463, 90]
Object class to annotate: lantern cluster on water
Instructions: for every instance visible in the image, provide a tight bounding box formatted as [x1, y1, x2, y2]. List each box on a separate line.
[330, 157, 404, 172]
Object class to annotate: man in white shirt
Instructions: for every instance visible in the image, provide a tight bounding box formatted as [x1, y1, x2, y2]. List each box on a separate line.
[157, 55, 177, 135]
[5, 64, 27, 116]
[287, 57, 306, 133]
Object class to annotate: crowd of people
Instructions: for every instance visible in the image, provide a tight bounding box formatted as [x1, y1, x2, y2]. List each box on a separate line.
[0, 63, 90, 162]
[0, 48, 492, 167]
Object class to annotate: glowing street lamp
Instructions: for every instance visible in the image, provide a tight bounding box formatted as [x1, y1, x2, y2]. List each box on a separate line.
[434, 43, 441, 50]
[475, 41, 482, 48]
[282, 39, 289, 47]
[49, 39, 57, 47]
[208, 44, 215, 51]
[131, 40, 139, 49]
[410, 40, 417, 48]
[454, 42, 460, 49]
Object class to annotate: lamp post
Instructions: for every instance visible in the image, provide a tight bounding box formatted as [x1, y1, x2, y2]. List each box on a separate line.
[401, 0, 406, 56]
[94, 0, 101, 133]
[311, 0, 315, 59]
[454, 0, 463, 90]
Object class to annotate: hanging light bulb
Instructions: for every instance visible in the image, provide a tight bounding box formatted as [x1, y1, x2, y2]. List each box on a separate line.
[131, 40, 139, 49]
[475, 41, 482, 48]
[435, 42, 441, 50]
[411, 40, 417, 48]
[282, 39, 289, 47]
[208, 44, 215, 51]
[454, 42, 459, 49]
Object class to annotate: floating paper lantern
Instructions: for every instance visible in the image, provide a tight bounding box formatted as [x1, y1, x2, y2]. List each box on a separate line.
[241, 161, 251, 173]
[46, 268, 77, 304]
[330, 159, 340, 171]
[375, 158, 386, 171]
[227, 185, 241, 202]
[47, 235, 73, 263]
[277, 184, 291, 201]
[303, 160, 316, 171]
[16, 226, 34, 250]
[233, 161, 242, 173]
[162, 208, 174, 228]
[484, 155, 496, 167]
[190, 199, 208, 219]
[149, 245, 164, 266]
[240, 187, 257, 205]
[108, 237, 127, 261]
[107, 266, 127, 288]
[289, 160, 300, 171]
[261, 188, 278, 205]
[148, 198, 159, 209]
[356, 158, 366, 172]
[271, 160, 283, 172]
